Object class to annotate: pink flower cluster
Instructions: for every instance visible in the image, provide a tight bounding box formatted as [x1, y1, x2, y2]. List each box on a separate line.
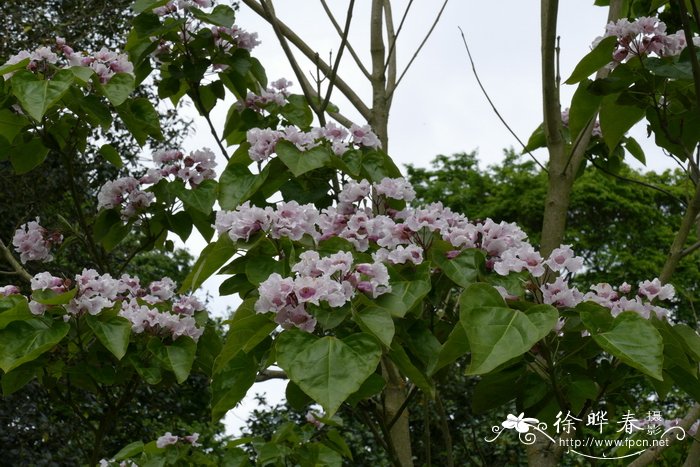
[140, 147, 217, 187]
[97, 147, 217, 219]
[24, 271, 204, 341]
[155, 431, 201, 448]
[242, 78, 292, 109]
[595, 16, 691, 65]
[540, 277, 675, 320]
[212, 24, 260, 52]
[151, 1, 259, 64]
[246, 122, 381, 162]
[153, 0, 213, 15]
[254, 250, 390, 332]
[97, 176, 155, 220]
[12, 218, 62, 264]
[1, 37, 133, 83]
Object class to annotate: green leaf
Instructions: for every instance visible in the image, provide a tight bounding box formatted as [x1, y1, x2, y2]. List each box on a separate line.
[175, 179, 218, 214]
[114, 441, 145, 461]
[0, 109, 29, 142]
[218, 161, 270, 210]
[285, 380, 313, 410]
[599, 94, 645, 150]
[276, 140, 332, 177]
[353, 307, 394, 347]
[0, 57, 29, 77]
[569, 79, 603, 140]
[132, 0, 168, 14]
[211, 342, 263, 421]
[12, 69, 74, 121]
[1, 363, 39, 395]
[181, 234, 236, 292]
[98, 143, 123, 168]
[166, 337, 197, 383]
[460, 284, 558, 375]
[0, 297, 32, 330]
[99, 73, 135, 106]
[85, 314, 132, 360]
[276, 331, 382, 416]
[430, 247, 484, 287]
[0, 318, 69, 373]
[622, 136, 646, 165]
[115, 97, 163, 145]
[213, 300, 276, 375]
[219, 274, 255, 297]
[10, 138, 50, 174]
[375, 264, 431, 317]
[31, 287, 78, 305]
[565, 36, 617, 84]
[190, 4, 237, 27]
[431, 323, 469, 375]
[674, 324, 700, 361]
[522, 123, 546, 153]
[387, 341, 434, 396]
[357, 149, 402, 182]
[590, 312, 663, 380]
[472, 366, 524, 413]
[244, 255, 285, 285]
[281, 94, 313, 128]
[68, 66, 94, 83]
[345, 373, 385, 406]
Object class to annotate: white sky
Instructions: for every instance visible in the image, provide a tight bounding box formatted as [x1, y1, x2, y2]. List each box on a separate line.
[176, 1, 677, 435]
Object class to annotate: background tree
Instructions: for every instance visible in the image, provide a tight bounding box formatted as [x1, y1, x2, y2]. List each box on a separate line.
[0, 2, 223, 464]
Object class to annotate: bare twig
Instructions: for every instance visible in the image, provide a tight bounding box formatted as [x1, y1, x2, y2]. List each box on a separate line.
[255, 369, 287, 381]
[242, 0, 371, 121]
[0, 239, 32, 283]
[319, 0, 370, 79]
[586, 157, 687, 206]
[383, 0, 397, 108]
[383, 0, 413, 75]
[320, 0, 356, 115]
[458, 28, 547, 172]
[390, 0, 449, 96]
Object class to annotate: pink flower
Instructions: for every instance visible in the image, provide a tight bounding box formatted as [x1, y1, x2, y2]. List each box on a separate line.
[349, 124, 381, 149]
[541, 277, 583, 308]
[545, 245, 583, 273]
[156, 432, 179, 448]
[12, 218, 60, 263]
[374, 178, 416, 201]
[638, 278, 674, 301]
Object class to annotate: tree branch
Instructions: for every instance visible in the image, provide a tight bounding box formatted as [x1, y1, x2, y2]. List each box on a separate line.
[242, 0, 371, 121]
[383, 0, 397, 108]
[390, 0, 449, 97]
[319, 0, 370, 79]
[458, 27, 547, 172]
[0, 239, 32, 283]
[320, 0, 356, 116]
[255, 369, 287, 381]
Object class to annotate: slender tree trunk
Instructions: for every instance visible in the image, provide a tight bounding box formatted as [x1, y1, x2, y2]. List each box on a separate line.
[539, 0, 622, 256]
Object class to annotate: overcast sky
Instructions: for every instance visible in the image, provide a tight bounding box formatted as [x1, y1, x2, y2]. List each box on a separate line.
[177, 1, 673, 435]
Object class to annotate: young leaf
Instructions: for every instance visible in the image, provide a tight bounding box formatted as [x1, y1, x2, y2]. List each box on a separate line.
[565, 36, 617, 84]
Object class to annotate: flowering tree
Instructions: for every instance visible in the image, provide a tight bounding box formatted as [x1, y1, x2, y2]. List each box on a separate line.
[0, 1, 699, 466]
